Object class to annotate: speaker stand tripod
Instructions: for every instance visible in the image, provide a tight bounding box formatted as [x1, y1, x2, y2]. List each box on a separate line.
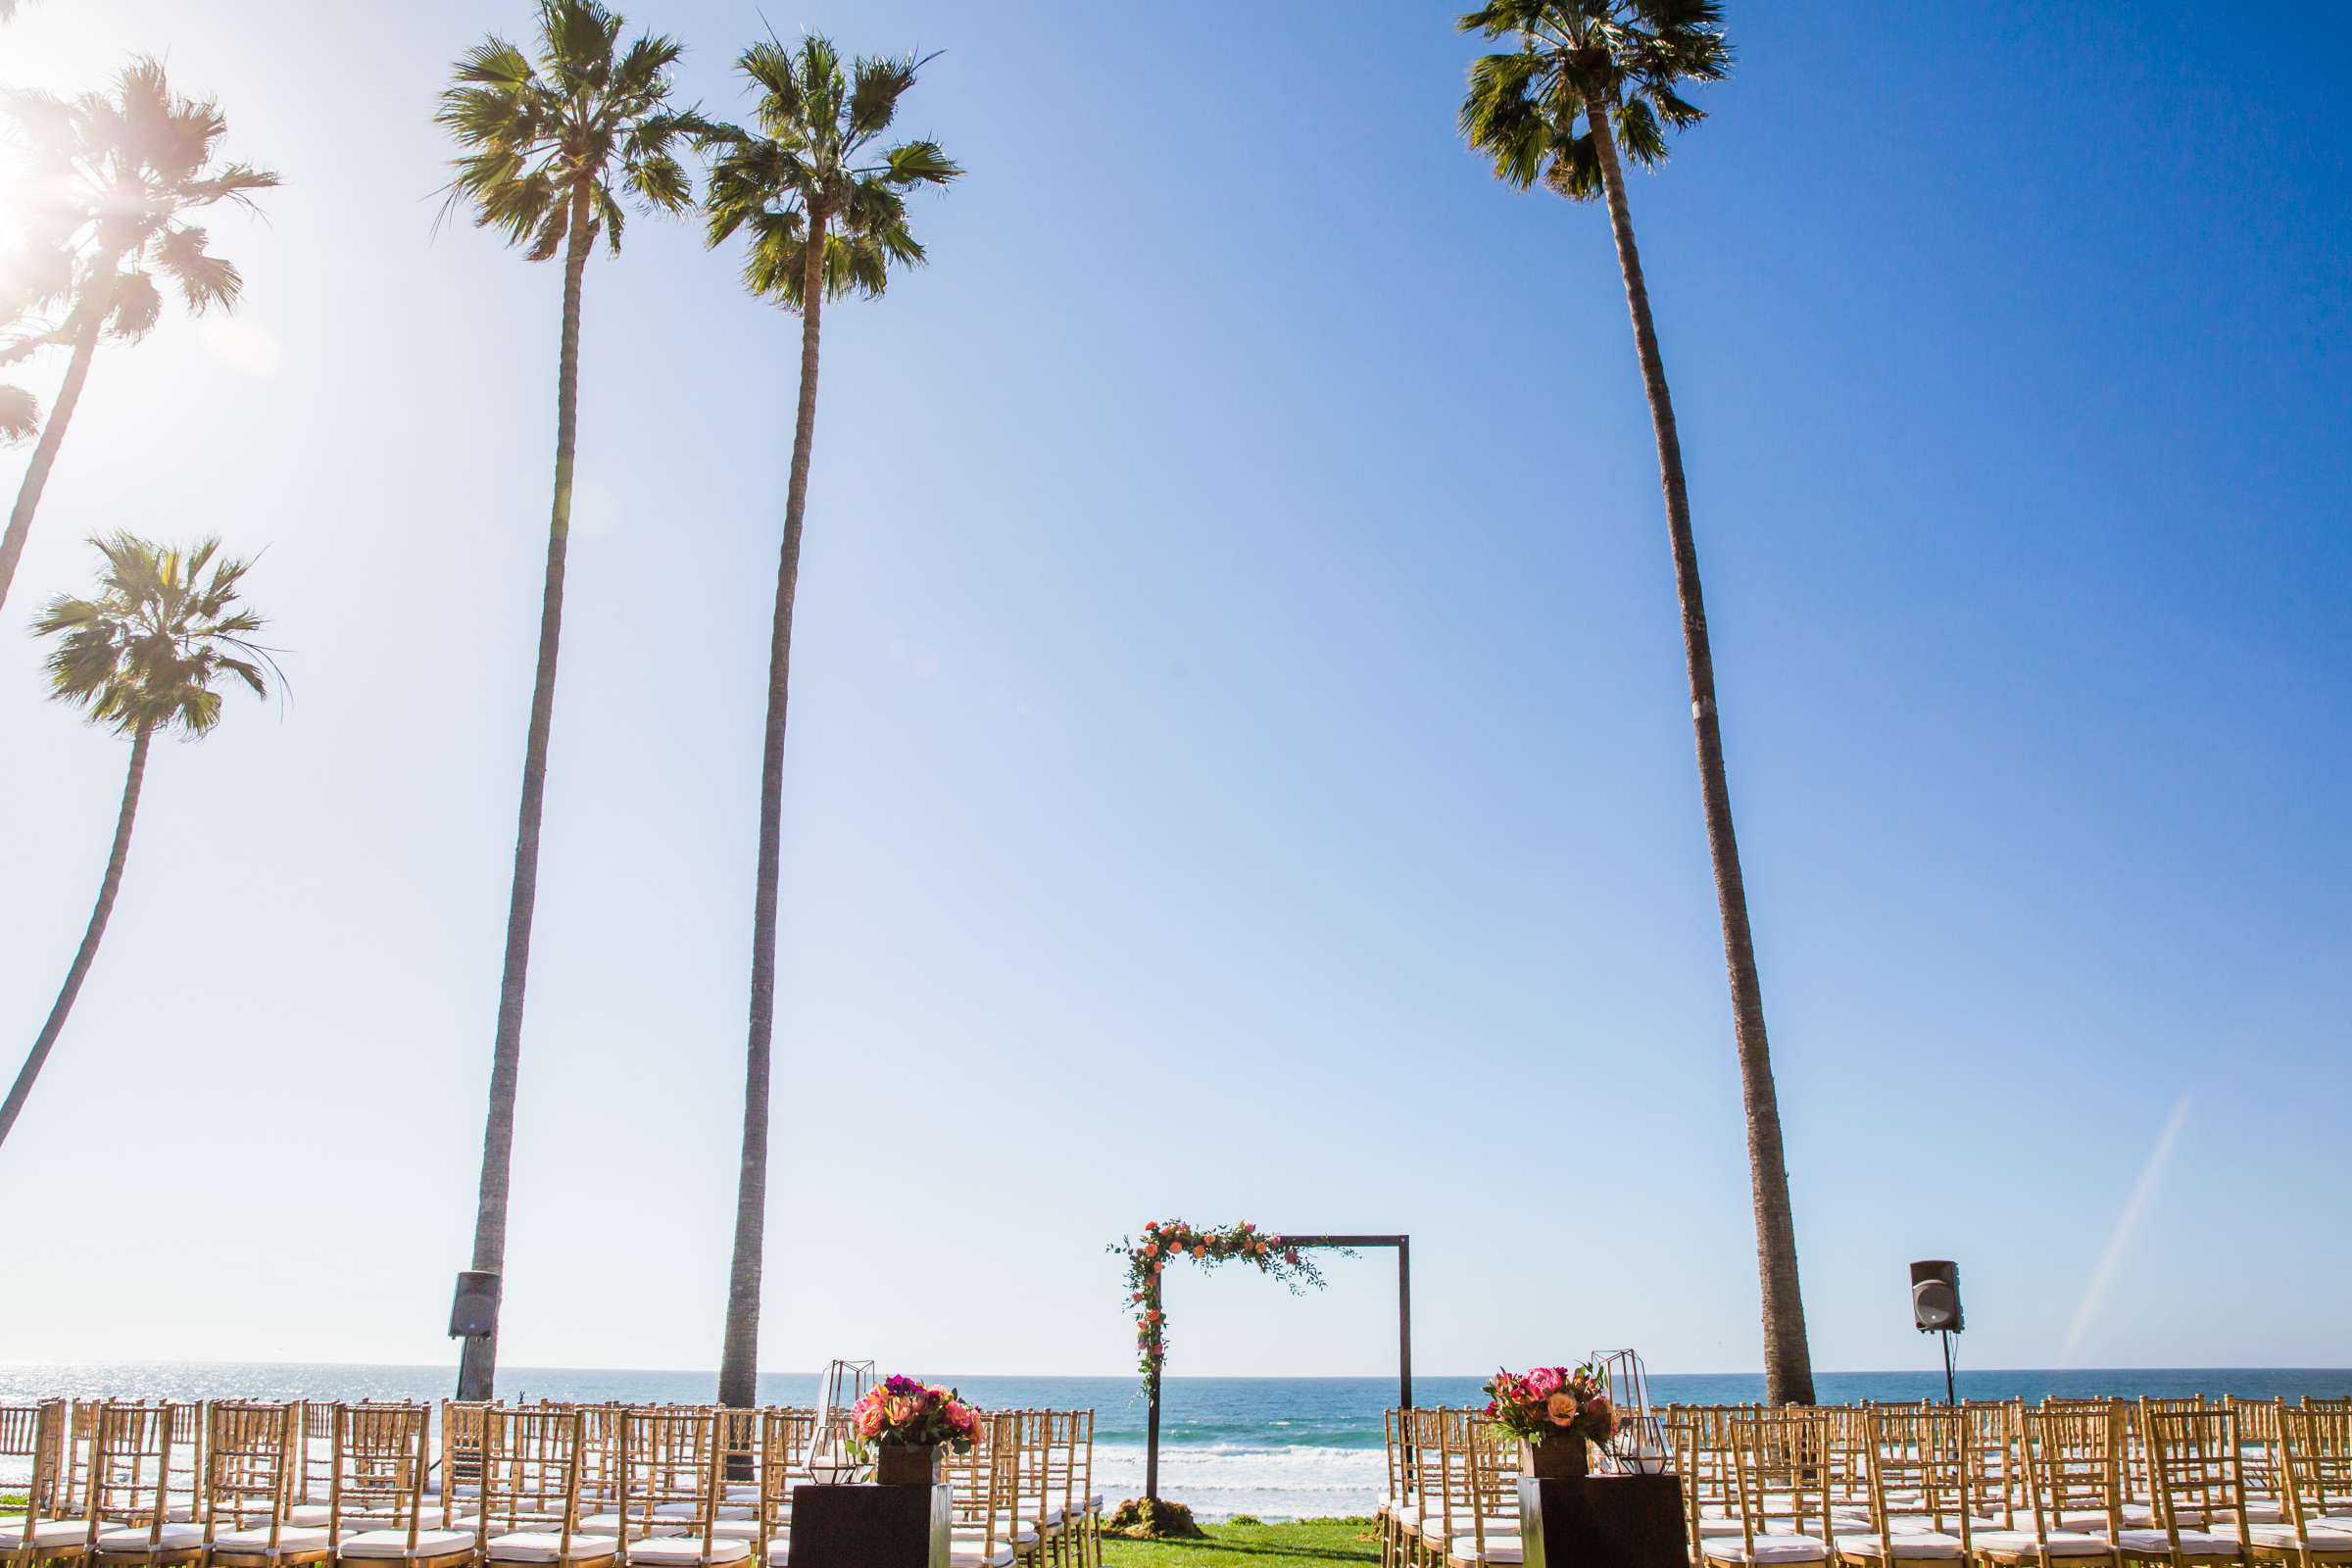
[1938, 1328, 1957, 1404]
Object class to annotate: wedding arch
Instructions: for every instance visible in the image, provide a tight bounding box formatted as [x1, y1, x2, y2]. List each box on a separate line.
[1111, 1220, 1412, 1500]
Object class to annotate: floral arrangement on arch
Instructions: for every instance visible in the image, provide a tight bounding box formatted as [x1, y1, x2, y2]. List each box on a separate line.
[1483, 1362, 1615, 1446]
[1110, 1219, 1329, 1391]
[850, 1376, 984, 1452]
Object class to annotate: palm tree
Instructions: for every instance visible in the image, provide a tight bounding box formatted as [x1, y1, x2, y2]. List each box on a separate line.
[0, 533, 271, 1152]
[700, 34, 958, 1410]
[0, 59, 278, 612]
[1458, 0, 1816, 1405]
[434, 0, 701, 1401]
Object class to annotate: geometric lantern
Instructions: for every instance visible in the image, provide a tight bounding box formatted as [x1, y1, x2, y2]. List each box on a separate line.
[808, 1358, 876, 1484]
[1595, 1348, 1672, 1474]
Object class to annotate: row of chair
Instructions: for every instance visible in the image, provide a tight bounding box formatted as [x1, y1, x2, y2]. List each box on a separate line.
[1375, 1397, 2352, 1568]
[0, 1398, 1104, 1568]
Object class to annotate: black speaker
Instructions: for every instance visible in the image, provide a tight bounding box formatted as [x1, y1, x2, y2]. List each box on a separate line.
[1910, 1259, 1963, 1333]
[448, 1270, 502, 1338]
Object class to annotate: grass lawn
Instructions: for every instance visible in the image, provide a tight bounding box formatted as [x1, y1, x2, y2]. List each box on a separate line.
[1103, 1517, 1383, 1567]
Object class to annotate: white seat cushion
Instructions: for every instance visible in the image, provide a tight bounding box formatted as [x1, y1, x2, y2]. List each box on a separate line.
[1885, 1518, 1997, 1536]
[1974, 1530, 2117, 1558]
[485, 1533, 618, 1564]
[578, 1517, 683, 1540]
[619, 1539, 751, 1565]
[761, 1538, 789, 1562]
[96, 1524, 207, 1553]
[705, 1520, 760, 1542]
[1836, 1534, 1964, 1560]
[2118, 1529, 2237, 1557]
[2065, 1509, 2155, 1531]
[209, 1526, 341, 1555]
[286, 1509, 334, 1529]
[1452, 1537, 1525, 1564]
[3, 1518, 92, 1549]
[2246, 1525, 2352, 1551]
[1704, 1538, 1832, 1564]
[949, 1547, 1011, 1568]
[1086, 1494, 1104, 1512]
[338, 1530, 481, 1560]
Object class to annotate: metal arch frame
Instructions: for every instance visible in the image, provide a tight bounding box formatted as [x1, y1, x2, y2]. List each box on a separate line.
[1143, 1233, 1411, 1503]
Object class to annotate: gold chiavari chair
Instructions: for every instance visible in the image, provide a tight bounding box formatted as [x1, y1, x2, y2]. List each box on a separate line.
[1069, 1411, 1100, 1568]
[996, 1412, 1051, 1568]
[1382, 1410, 1413, 1568]
[439, 1403, 494, 1529]
[1033, 1412, 1081, 1568]
[1406, 1407, 1461, 1568]
[609, 1408, 744, 1568]
[1970, 1402, 2027, 1532]
[711, 1412, 757, 1512]
[298, 1406, 339, 1515]
[204, 1402, 334, 1568]
[2120, 1408, 2249, 1568]
[3, 1399, 87, 1567]
[748, 1408, 812, 1562]
[89, 1403, 204, 1568]
[1445, 1414, 1522, 1568]
[946, 1413, 1018, 1568]
[2248, 1408, 2352, 1566]
[330, 1403, 474, 1568]
[1700, 1407, 1833, 1568]
[2227, 1403, 2288, 1526]
[472, 1406, 612, 1568]
[1834, 1405, 1980, 1566]
[1978, 1402, 2125, 1568]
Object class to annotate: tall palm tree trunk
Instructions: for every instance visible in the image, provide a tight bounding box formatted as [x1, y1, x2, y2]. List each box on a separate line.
[457, 181, 596, 1402]
[0, 275, 113, 613]
[1583, 90, 1815, 1405]
[716, 207, 829, 1411]
[0, 720, 152, 1151]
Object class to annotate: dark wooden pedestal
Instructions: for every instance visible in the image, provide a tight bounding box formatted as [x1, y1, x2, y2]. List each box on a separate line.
[1518, 1474, 1687, 1568]
[788, 1483, 951, 1568]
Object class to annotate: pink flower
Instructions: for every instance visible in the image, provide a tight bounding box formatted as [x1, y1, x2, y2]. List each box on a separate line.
[1528, 1367, 1564, 1396]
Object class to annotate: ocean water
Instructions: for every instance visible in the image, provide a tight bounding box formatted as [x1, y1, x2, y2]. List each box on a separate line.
[6, 1364, 2349, 1522]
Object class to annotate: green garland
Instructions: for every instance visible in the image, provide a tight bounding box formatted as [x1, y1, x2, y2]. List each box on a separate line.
[1109, 1218, 1332, 1394]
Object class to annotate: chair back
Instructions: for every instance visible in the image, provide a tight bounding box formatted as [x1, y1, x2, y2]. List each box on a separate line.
[1728, 1406, 1834, 1558]
[2143, 1406, 2245, 1542]
[2018, 1401, 2122, 1541]
[943, 1413, 1016, 1566]
[90, 1402, 190, 1547]
[612, 1408, 723, 1561]
[2278, 1407, 2352, 1539]
[477, 1407, 588, 1542]
[5, 1400, 70, 1552]
[330, 1403, 433, 1542]
[201, 1402, 296, 1543]
[1860, 1406, 1980, 1554]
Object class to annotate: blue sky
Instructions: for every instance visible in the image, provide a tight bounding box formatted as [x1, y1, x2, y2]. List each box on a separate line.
[0, 0, 2345, 1382]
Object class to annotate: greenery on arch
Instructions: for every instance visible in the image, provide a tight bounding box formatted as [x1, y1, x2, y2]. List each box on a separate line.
[1110, 1218, 1334, 1394]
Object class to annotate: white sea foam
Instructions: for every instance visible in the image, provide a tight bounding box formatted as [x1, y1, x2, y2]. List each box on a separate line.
[1092, 1442, 1385, 1521]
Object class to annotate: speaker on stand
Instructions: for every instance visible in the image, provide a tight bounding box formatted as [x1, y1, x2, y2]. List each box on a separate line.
[1910, 1260, 1963, 1403]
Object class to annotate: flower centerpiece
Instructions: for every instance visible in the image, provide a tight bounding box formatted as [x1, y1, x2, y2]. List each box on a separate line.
[850, 1376, 984, 1485]
[1483, 1362, 1614, 1480]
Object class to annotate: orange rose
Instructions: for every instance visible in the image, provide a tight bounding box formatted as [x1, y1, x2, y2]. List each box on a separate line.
[1544, 1394, 1579, 1427]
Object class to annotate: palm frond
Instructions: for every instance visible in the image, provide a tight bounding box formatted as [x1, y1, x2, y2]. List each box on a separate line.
[0, 383, 37, 442]
[704, 33, 955, 309]
[31, 530, 271, 739]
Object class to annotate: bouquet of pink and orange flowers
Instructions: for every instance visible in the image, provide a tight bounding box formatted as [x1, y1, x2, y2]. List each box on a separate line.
[1482, 1362, 1614, 1446]
[850, 1376, 984, 1452]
